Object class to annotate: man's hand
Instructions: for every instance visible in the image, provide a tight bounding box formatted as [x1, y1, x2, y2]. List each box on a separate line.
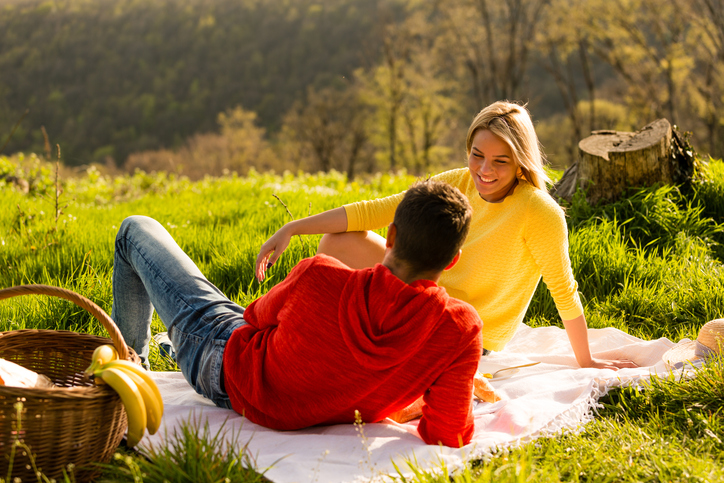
[579, 358, 639, 370]
[388, 396, 424, 423]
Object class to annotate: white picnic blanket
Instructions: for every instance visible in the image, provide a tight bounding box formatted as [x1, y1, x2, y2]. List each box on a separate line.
[144, 324, 680, 483]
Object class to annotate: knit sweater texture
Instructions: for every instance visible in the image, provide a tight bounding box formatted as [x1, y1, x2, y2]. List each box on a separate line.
[344, 168, 583, 351]
[223, 254, 483, 447]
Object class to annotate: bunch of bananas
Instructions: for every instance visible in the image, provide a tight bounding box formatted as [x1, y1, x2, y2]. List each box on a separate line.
[85, 344, 164, 447]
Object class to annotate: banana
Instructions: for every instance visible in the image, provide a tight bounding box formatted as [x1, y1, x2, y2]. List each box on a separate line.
[89, 354, 164, 440]
[98, 359, 164, 435]
[85, 344, 119, 376]
[123, 370, 163, 435]
[95, 367, 147, 447]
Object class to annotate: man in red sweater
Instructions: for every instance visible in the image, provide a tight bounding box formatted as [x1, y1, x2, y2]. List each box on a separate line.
[112, 180, 483, 447]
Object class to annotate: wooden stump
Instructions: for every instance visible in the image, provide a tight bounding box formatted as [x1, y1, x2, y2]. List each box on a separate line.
[551, 119, 694, 204]
[0, 173, 29, 193]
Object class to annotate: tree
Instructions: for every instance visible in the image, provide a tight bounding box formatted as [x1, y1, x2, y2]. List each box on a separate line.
[357, 6, 459, 174]
[217, 106, 270, 174]
[280, 85, 372, 176]
[124, 105, 276, 179]
[398, 11, 458, 174]
[686, 0, 724, 157]
[356, 23, 412, 172]
[535, 0, 598, 164]
[0, 0, 386, 167]
[586, 0, 695, 127]
[436, 0, 551, 107]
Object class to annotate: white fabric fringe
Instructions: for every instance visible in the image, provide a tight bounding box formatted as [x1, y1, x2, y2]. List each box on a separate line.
[145, 324, 679, 483]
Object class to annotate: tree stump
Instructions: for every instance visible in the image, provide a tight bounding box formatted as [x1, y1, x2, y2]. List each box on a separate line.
[551, 119, 694, 204]
[0, 173, 29, 194]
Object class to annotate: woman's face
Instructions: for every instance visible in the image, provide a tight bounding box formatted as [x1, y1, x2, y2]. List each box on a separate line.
[467, 129, 518, 203]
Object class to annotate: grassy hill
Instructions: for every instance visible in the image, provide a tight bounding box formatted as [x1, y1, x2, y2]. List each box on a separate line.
[1, 154, 723, 481]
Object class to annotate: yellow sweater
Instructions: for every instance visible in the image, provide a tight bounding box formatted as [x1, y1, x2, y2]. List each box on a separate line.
[344, 168, 583, 351]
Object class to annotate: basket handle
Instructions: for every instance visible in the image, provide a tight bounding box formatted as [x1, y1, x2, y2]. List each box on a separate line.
[0, 284, 131, 361]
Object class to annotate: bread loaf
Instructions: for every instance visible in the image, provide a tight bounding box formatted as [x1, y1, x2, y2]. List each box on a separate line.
[473, 372, 501, 403]
[0, 358, 55, 389]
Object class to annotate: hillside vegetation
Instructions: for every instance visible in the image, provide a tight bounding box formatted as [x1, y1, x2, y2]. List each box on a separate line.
[0, 0, 386, 164]
[3, 0, 724, 176]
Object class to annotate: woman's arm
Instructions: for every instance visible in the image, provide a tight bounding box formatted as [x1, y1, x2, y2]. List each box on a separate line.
[255, 207, 348, 281]
[256, 169, 460, 281]
[256, 188, 408, 281]
[563, 314, 638, 369]
[524, 193, 637, 369]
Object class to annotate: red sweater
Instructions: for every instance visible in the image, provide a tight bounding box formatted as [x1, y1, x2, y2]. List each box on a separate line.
[223, 254, 483, 447]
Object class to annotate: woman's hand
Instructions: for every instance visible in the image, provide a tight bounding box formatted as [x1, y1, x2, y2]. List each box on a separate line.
[562, 314, 639, 370]
[255, 207, 349, 282]
[256, 224, 294, 281]
[579, 358, 639, 370]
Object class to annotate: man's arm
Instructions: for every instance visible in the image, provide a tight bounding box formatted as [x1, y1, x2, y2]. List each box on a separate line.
[244, 258, 315, 331]
[416, 331, 482, 447]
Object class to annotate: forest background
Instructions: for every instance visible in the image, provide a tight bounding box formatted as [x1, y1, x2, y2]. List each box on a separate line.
[1, 0, 724, 178]
[2, 2, 724, 480]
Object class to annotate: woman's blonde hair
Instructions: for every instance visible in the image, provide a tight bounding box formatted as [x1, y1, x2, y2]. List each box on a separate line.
[465, 101, 550, 190]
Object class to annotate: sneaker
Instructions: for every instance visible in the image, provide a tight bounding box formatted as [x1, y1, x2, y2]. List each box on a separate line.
[153, 331, 176, 360]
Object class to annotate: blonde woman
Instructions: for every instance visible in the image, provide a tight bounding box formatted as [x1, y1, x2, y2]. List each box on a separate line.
[256, 101, 636, 370]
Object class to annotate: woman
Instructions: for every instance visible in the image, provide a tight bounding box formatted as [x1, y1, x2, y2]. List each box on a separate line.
[256, 101, 635, 370]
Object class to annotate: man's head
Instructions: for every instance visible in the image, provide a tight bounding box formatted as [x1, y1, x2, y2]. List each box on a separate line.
[389, 180, 472, 276]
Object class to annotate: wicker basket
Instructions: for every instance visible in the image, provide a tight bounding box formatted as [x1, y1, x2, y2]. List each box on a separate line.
[0, 284, 141, 482]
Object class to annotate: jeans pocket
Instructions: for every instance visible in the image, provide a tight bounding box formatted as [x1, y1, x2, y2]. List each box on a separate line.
[170, 315, 239, 409]
[171, 330, 202, 382]
[199, 339, 230, 407]
[205, 340, 222, 391]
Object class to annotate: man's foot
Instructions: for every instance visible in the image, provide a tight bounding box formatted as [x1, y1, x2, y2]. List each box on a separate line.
[153, 332, 176, 360]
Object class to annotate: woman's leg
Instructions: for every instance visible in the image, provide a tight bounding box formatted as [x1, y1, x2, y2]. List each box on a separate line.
[112, 215, 244, 407]
[317, 231, 386, 269]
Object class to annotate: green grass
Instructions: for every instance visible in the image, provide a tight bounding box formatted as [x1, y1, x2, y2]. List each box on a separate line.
[391, 356, 724, 482]
[1, 154, 724, 482]
[96, 417, 272, 483]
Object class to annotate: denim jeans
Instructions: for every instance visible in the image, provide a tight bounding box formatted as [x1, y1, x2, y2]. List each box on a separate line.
[111, 215, 247, 408]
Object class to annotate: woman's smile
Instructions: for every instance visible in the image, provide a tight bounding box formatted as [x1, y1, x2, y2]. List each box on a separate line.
[476, 174, 497, 183]
[468, 129, 518, 203]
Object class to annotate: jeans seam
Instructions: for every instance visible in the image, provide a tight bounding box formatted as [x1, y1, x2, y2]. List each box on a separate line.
[211, 339, 224, 396]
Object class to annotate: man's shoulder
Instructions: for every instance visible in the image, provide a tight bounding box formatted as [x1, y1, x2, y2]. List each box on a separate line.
[442, 296, 483, 332]
[292, 254, 356, 280]
[278, 255, 358, 304]
[297, 253, 353, 268]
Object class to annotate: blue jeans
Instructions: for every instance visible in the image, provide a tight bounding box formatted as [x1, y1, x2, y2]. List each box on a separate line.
[111, 215, 247, 408]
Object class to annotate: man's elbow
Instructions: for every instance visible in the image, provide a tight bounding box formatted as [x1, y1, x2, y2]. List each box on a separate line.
[419, 422, 474, 447]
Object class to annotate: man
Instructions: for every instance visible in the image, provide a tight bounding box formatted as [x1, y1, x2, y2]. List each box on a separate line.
[112, 180, 483, 447]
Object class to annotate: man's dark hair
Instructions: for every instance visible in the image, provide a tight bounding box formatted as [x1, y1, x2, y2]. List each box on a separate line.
[392, 180, 473, 274]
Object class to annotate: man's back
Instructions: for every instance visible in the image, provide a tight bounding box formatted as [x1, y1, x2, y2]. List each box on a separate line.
[223, 254, 483, 447]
